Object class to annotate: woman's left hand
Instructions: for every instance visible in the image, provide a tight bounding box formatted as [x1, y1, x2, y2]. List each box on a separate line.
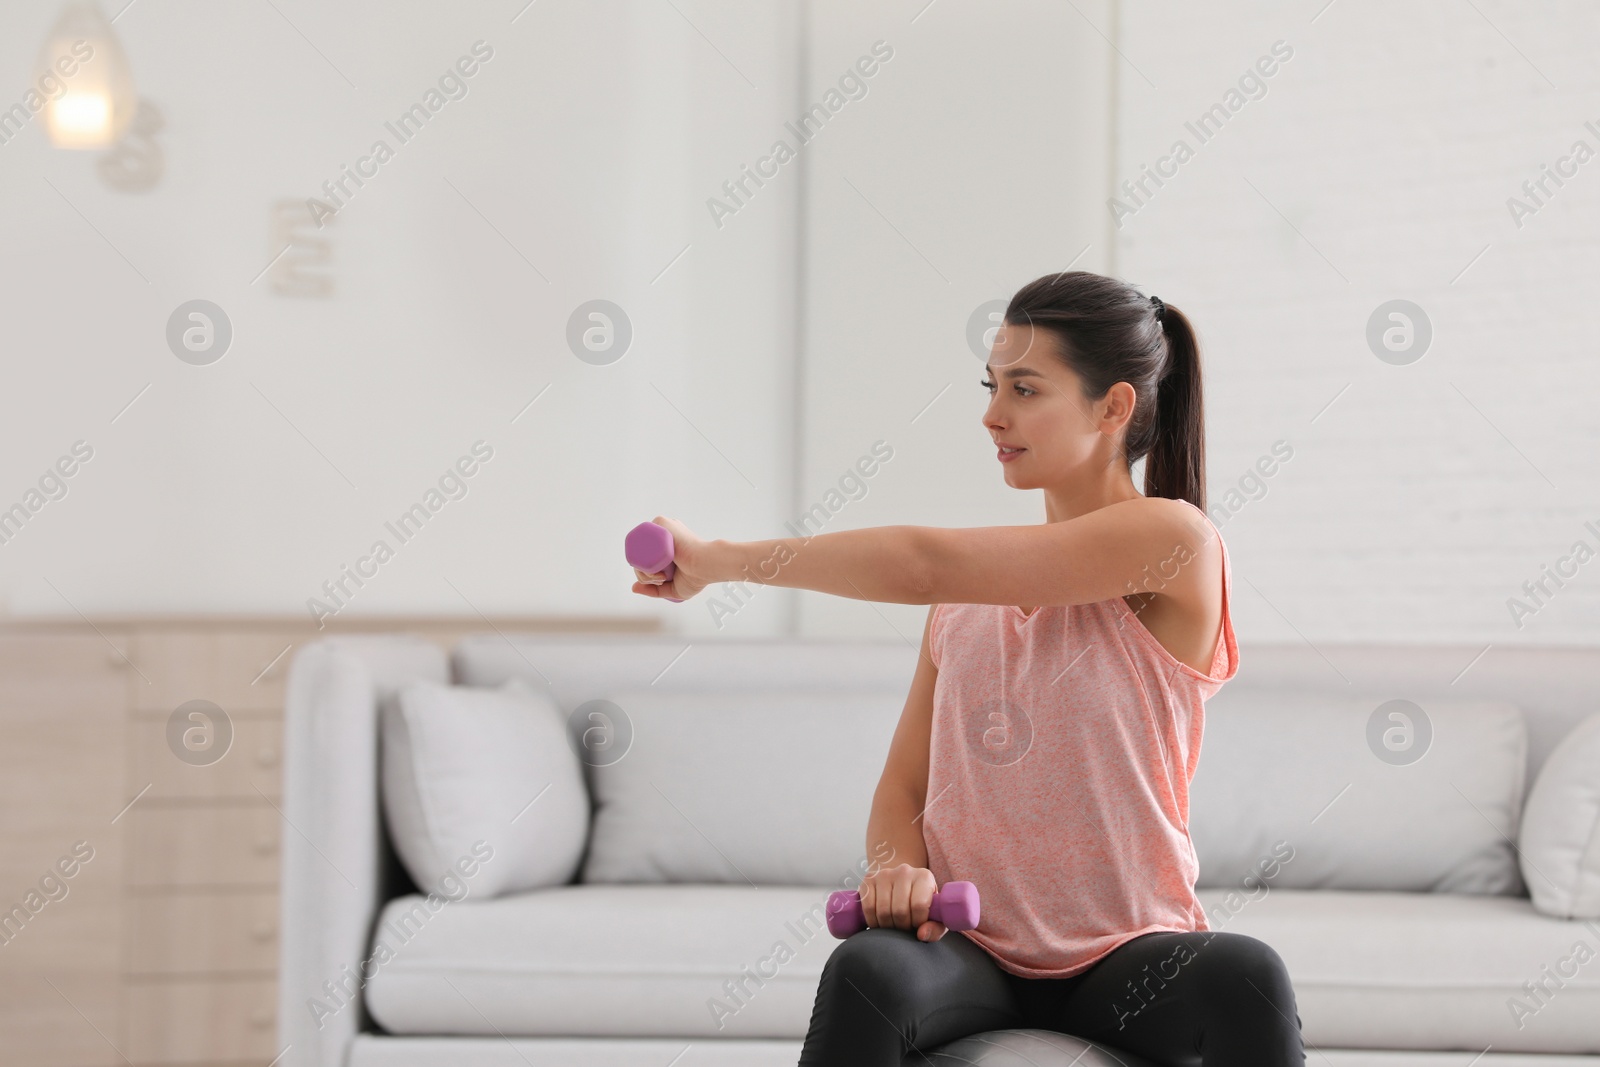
[631, 515, 715, 603]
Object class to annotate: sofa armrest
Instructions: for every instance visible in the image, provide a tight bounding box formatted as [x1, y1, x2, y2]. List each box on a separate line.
[276, 636, 449, 1067]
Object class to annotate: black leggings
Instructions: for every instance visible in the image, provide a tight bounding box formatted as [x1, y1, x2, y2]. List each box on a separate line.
[797, 927, 1305, 1067]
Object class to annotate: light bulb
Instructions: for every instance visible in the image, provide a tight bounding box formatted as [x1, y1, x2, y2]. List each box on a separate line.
[36, 2, 136, 150]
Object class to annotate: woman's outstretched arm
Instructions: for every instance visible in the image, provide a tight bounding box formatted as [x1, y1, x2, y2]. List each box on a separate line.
[630, 515, 932, 604]
[715, 524, 933, 605]
[632, 496, 1211, 609]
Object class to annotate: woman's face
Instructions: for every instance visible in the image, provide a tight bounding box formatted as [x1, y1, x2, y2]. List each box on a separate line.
[982, 322, 1128, 489]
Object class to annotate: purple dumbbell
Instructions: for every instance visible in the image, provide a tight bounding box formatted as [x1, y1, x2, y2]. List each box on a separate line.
[625, 521, 683, 602]
[826, 881, 980, 939]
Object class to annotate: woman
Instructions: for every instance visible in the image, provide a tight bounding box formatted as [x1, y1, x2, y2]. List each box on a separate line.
[630, 271, 1305, 1066]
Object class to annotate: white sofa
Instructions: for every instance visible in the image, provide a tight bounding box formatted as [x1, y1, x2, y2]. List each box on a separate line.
[277, 634, 1600, 1066]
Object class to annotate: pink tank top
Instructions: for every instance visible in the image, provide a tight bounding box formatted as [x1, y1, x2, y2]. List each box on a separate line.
[924, 500, 1238, 978]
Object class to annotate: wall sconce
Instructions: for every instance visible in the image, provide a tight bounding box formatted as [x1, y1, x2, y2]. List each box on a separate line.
[37, 2, 137, 150]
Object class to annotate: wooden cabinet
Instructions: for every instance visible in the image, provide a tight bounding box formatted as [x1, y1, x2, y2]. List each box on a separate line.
[129, 713, 284, 801]
[0, 614, 655, 1065]
[0, 631, 128, 1067]
[126, 806, 285, 889]
[126, 892, 280, 974]
[124, 978, 281, 1063]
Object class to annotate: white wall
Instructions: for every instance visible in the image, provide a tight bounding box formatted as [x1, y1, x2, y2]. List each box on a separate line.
[0, 0, 801, 631]
[11, 1, 1577, 647]
[795, 0, 1115, 638]
[1114, 0, 1600, 644]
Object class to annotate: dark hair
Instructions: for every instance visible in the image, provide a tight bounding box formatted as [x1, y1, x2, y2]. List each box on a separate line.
[1004, 271, 1205, 513]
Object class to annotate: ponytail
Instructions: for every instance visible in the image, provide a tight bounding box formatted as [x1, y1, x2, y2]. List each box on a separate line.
[1144, 303, 1205, 514]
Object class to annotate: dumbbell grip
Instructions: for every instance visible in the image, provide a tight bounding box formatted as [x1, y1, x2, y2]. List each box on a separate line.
[825, 880, 980, 939]
[624, 521, 683, 602]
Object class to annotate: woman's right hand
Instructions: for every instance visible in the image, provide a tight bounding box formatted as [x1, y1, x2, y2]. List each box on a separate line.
[630, 515, 714, 603]
[858, 863, 948, 942]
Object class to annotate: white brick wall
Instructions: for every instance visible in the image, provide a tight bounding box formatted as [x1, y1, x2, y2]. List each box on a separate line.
[1116, 0, 1600, 645]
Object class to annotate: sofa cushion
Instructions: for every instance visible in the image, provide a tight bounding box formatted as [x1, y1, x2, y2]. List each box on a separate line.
[1520, 712, 1600, 919]
[347, 1035, 814, 1067]
[363, 884, 842, 1039]
[382, 677, 590, 899]
[578, 688, 902, 885]
[360, 883, 1155, 1065]
[1201, 886, 1600, 1052]
[345, 1033, 1149, 1067]
[341, 1036, 1600, 1067]
[1190, 688, 1527, 893]
[359, 883, 1600, 1054]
